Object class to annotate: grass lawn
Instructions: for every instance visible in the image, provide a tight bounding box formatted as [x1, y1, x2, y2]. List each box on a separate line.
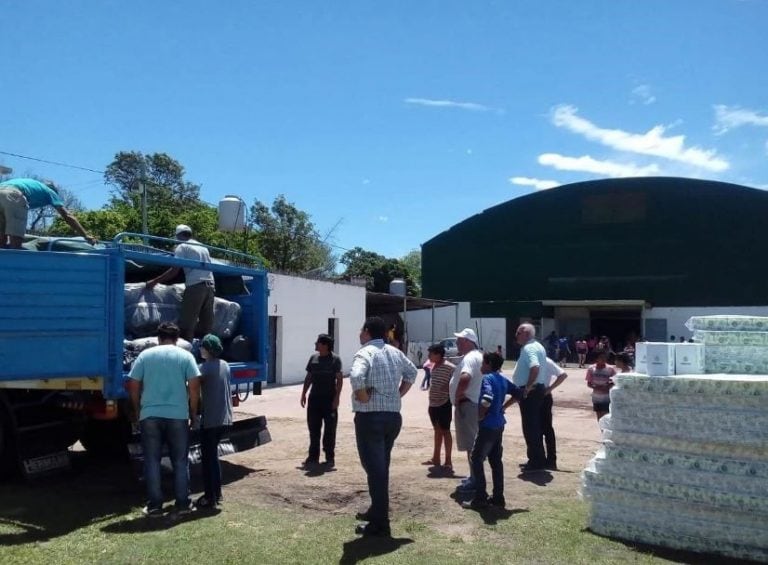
[0, 483, 718, 565]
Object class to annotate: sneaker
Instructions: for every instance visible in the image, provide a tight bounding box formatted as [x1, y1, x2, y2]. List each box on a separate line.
[461, 497, 489, 509]
[142, 506, 163, 519]
[520, 464, 546, 474]
[195, 495, 216, 509]
[355, 509, 372, 521]
[170, 503, 194, 519]
[488, 496, 506, 508]
[545, 462, 558, 471]
[323, 459, 335, 469]
[301, 458, 319, 469]
[355, 522, 391, 537]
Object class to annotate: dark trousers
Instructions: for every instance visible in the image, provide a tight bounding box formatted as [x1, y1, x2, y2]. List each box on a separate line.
[200, 426, 226, 501]
[354, 411, 402, 528]
[179, 281, 215, 341]
[307, 396, 337, 462]
[140, 417, 189, 511]
[520, 385, 546, 467]
[470, 426, 504, 500]
[540, 393, 556, 466]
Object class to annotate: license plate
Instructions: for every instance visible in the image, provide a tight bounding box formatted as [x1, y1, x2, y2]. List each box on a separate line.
[22, 452, 71, 477]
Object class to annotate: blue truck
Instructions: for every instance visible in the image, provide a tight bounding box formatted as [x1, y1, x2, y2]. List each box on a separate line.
[0, 234, 270, 478]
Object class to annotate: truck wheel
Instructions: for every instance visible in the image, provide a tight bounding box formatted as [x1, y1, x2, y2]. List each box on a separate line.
[80, 417, 131, 459]
[0, 412, 18, 477]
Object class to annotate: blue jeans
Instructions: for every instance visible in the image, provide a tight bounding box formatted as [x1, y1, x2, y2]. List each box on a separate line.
[141, 417, 190, 510]
[200, 426, 226, 501]
[354, 411, 402, 528]
[470, 426, 504, 500]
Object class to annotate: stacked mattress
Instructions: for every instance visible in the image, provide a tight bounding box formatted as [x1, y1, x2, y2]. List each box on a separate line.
[582, 315, 768, 562]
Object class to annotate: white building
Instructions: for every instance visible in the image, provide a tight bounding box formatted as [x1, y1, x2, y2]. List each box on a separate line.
[266, 273, 366, 386]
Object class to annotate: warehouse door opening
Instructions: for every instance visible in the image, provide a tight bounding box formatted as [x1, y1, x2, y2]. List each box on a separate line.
[590, 309, 642, 351]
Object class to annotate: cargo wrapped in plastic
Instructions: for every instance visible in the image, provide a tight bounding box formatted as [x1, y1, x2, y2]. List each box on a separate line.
[686, 315, 768, 332]
[124, 283, 184, 338]
[213, 297, 241, 339]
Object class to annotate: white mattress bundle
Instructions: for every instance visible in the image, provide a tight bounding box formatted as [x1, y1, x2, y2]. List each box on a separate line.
[688, 315, 768, 375]
[582, 371, 768, 561]
[123, 283, 241, 338]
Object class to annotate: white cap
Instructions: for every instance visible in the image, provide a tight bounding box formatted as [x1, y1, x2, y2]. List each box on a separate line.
[454, 328, 479, 345]
[175, 224, 192, 236]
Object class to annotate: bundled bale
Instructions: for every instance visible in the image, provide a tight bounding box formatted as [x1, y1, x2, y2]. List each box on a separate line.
[124, 283, 184, 339]
[213, 298, 241, 339]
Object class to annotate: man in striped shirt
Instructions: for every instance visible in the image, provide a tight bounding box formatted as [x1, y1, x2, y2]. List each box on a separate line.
[350, 316, 418, 537]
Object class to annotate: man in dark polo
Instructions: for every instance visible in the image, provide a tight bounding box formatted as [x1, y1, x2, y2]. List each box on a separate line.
[300, 334, 343, 469]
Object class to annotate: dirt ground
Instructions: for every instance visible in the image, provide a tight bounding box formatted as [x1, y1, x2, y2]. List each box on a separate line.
[224, 363, 602, 536]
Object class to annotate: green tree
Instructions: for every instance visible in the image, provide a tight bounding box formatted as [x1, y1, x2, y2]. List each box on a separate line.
[104, 151, 200, 207]
[250, 195, 335, 274]
[340, 246, 418, 295]
[400, 249, 422, 295]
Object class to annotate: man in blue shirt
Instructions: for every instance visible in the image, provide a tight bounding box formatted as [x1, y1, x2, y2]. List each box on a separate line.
[462, 352, 522, 509]
[511, 323, 549, 472]
[128, 322, 201, 518]
[0, 178, 96, 249]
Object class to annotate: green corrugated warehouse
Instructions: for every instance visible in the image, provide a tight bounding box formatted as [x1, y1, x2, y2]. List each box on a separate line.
[421, 177, 768, 352]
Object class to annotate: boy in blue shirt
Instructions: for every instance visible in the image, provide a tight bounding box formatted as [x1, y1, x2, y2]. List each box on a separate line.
[462, 352, 523, 509]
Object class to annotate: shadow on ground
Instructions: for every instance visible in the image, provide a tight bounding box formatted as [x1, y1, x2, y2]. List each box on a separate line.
[339, 535, 414, 565]
[0, 453, 254, 545]
[448, 490, 528, 525]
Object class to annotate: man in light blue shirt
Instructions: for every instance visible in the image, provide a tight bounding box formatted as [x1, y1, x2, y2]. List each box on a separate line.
[511, 323, 549, 472]
[0, 177, 96, 248]
[128, 322, 201, 518]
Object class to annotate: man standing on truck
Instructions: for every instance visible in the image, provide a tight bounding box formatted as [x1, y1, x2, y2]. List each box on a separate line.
[0, 177, 96, 248]
[300, 333, 343, 470]
[147, 225, 215, 342]
[128, 322, 201, 518]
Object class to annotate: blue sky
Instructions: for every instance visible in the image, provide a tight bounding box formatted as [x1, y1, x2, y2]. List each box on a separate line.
[3, 0, 768, 259]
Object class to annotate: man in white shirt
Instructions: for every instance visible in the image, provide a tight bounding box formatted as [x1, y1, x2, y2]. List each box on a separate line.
[541, 358, 567, 471]
[449, 328, 484, 491]
[148, 225, 215, 341]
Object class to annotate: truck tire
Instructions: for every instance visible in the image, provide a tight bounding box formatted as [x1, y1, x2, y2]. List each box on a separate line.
[80, 417, 131, 459]
[0, 410, 18, 477]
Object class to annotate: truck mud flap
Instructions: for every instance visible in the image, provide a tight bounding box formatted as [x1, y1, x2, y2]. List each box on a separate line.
[127, 416, 271, 475]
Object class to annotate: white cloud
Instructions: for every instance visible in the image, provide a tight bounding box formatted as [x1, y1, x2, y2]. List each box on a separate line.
[377, 215, 389, 222]
[631, 84, 656, 105]
[509, 176, 561, 190]
[404, 97, 492, 112]
[713, 104, 768, 134]
[538, 153, 662, 178]
[551, 105, 729, 172]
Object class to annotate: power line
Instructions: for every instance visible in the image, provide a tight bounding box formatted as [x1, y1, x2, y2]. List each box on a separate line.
[0, 150, 105, 174]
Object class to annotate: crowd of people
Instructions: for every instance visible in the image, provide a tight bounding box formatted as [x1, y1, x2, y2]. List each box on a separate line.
[295, 319, 587, 537]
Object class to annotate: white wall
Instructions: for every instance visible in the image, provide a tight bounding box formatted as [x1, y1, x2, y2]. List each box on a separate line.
[405, 302, 506, 352]
[645, 305, 768, 341]
[268, 274, 366, 385]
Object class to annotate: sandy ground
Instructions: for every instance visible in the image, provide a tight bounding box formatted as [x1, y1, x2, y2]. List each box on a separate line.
[223, 363, 602, 534]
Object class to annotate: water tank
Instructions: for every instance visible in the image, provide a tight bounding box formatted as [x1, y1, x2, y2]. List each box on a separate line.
[218, 195, 246, 232]
[389, 278, 406, 296]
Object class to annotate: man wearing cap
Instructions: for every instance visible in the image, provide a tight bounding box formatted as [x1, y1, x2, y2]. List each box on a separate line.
[300, 333, 343, 469]
[510, 323, 549, 472]
[449, 328, 484, 491]
[0, 177, 96, 249]
[148, 225, 215, 342]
